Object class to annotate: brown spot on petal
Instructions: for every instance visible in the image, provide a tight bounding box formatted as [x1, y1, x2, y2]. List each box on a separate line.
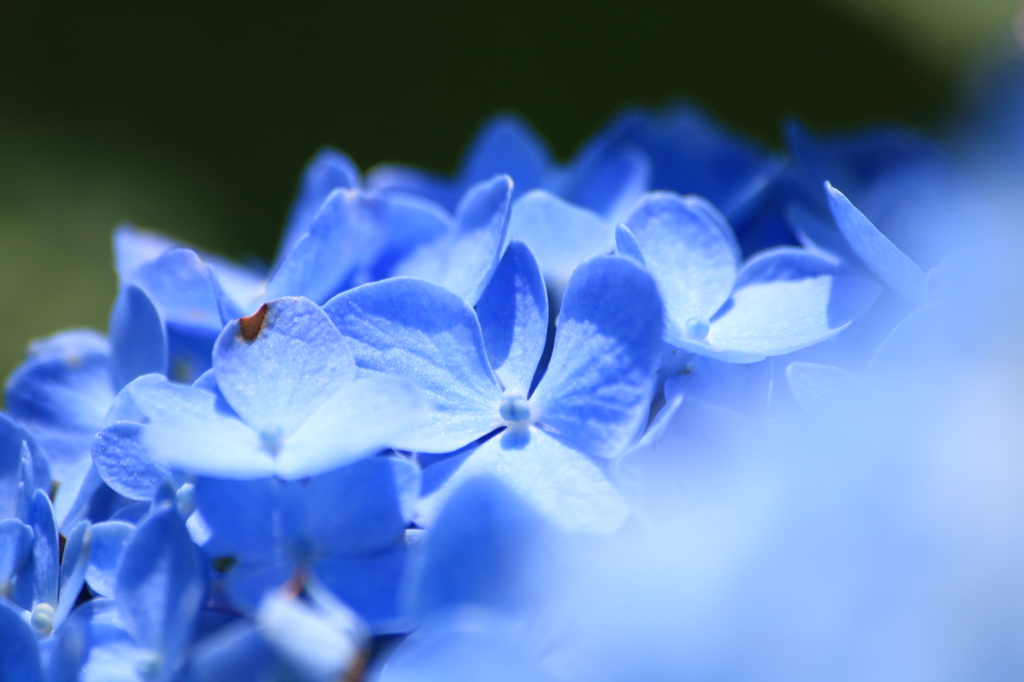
[239, 304, 268, 341]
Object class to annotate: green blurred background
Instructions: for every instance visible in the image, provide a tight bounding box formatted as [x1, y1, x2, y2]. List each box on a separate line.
[1, 0, 1020, 382]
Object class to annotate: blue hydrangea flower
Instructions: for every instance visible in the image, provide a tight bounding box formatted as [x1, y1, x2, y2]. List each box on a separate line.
[617, 191, 882, 362]
[324, 243, 663, 532]
[127, 296, 428, 479]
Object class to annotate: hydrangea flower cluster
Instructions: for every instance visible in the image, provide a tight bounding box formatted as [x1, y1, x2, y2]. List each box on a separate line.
[3, 59, 1024, 680]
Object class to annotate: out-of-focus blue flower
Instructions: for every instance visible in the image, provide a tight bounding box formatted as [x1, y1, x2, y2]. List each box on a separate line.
[325, 244, 662, 532]
[127, 296, 428, 479]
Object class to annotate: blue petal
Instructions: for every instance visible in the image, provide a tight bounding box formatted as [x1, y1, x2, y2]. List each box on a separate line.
[418, 430, 629, 534]
[213, 297, 356, 437]
[613, 223, 646, 266]
[194, 477, 278, 564]
[561, 145, 650, 222]
[131, 379, 275, 478]
[530, 255, 664, 459]
[624, 192, 738, 343]
[115, 505, 207, 662]
[53, 519, 91, 627]
[109, 285, 169, 392]
[190, 620, 280, 682]
[13, 490, 59, 612]
[826, 182, 927, 305]
[314, 545, 409, 633]
[785, 361, 862, 414]
[4, 330, 113, 482]
[0, 518, 33, 585]
[226, 560, 294, 615]
[255, 586, 368, 679]
[130, 248, 223, 334]
[276, 376, 428, 479]
[301, 456, 420, 557]
[112, 224, 178, 280]
[278, 147, 361, 264]
[57, 620, 147, 682]
[86, 521, 136, 598]
[460, 114, 550, 198]
[92, 421, 172, 501]
[412, 476, 555, 620]
[0, 600, 42, 682]
[366, 163, 460, 210]
[475, 241, 549, 395]
[0, 414, 48, 517]
[393, 175, 512, 305]
[325, 278, 502, 453]
[701, 247, 882, 362]
[267, 190, 452, 304]
[51, 459, 105, 533]
[505, 190, 615, 288]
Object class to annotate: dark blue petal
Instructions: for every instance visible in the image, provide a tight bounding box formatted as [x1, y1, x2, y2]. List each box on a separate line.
[394, 175, 512, 305]
[325, 278, 502, 453]
[303, 457, 420, 558]
[702, 247, 882, 361]
[131, 248, 223, 334]
[418, 430, 629, 534]
[1, 413, 47, 517]
[0, 600, 42, 682]
[194, 477, 278, 564]
[613, 223, 646, 266]
[226, 560, 293, 615]
[93, 421, 172, 501]
[560, 145, 650, 222]
[366, 163, 460, 208]
[4, 330, 113, 482]
[190, 620, 281, 682]
[530, 256, 663, 460]
[115, 505, 207, 663]
[624, 192, 738, 345]
[314, 545, 409, 633]
[506, 190, 614, 288]
[86, 521, 135, 598]
[109, 285, 169, 392]
[459, 114, 550, 199]
[278, 147, 361, 264]
[826, 182, 927, 306]
[213, 296, 355, 436]
[475, 241, 549, 395]
[412, 476, 556, 620]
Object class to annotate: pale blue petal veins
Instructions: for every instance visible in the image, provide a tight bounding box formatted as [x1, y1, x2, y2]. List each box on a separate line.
[475, 240, 549, 395]
[505, 190, 615, 287]
[325, 278, 502, 453]
[393, 175, 512, 305]
[276, 376, 428, 479]
[109, 285, 168, 392]
[623, 192, 738, 338]
[213, 297, 356, 437]
[700, 248, 882, 361]
[417, 430, 629, 534]
[826, 182, 927, 305]
[530, 256, 663, 460]
[130, 379, 275, 479]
